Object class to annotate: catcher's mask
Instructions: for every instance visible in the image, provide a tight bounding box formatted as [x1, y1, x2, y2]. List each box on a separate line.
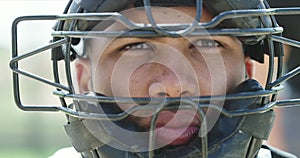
[10, 0, 300, 157]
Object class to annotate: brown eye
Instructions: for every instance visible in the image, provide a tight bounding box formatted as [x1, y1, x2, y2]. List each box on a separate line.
[122, 42, 153, 51]
[193, 39, 220, 48]
[118, 42, 156, 58]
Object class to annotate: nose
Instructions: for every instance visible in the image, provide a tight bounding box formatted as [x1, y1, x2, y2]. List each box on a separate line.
[148, 41, 199, 98]
[148, 63, 198, 98]
[149, 78, 195, 98]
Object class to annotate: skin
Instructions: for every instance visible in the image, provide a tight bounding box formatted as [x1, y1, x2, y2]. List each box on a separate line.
[75, 6, 253, 147]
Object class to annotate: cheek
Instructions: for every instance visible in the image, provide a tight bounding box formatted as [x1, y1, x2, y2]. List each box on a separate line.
[95, 55, 152, 97]
[223, 54, 246, 91]
[92, 60, 114, 95]
[191, 53, 228, 95]
[128, 70, 150, 97]
[191, 50, 245, 94]
[92, 53, 126, 96]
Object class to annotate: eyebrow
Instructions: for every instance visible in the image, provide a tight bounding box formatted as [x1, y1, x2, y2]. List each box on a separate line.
[104, 33, 239, 46]
[99, 37, 154, 51]
[93, 24, 241, 50]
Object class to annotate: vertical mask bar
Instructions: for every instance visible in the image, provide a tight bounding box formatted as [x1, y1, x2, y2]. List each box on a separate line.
[275, 40, 284, 79]
[182, 0, 202, 36]
[53, 0, 74, 117]
[148, 99, 167, 158]
[148, 110, 159, 158]
[148, 99, 208, 158]
[264, 0, 282, 101]
[186, 99, 208, 158]
[198, 107, 208, 158]
[271, 39, 283, 101]
[11, 17, 23, 111]
[266, 37, 275, 90]
[65, 38, 75, 93]
[64, 7, 82, 94]
[177, 100, 209, 157]
[52, 0, 73, 88]
[142, 0, 202, 36]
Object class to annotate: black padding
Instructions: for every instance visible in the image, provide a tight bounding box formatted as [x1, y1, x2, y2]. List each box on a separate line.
[135, 0, 196, 7]
[64, 119, 105, 152]
[73, 0, 132, 12]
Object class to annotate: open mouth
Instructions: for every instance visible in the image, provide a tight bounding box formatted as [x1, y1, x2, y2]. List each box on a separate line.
[149, 110, 200, 146]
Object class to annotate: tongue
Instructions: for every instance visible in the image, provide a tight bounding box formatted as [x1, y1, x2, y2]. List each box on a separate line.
[155, 125, 199, 146]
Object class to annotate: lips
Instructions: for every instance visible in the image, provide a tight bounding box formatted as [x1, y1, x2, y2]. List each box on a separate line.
[148, 110, 200, 146]
[155, 125, 199, 146]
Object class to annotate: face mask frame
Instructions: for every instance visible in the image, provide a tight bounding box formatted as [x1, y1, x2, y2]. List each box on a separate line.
[9, 0, 300, 157]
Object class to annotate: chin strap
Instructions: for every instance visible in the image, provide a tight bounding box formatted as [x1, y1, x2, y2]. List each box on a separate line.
[242, 111, 275, 158]
[64, 116, 107, 153]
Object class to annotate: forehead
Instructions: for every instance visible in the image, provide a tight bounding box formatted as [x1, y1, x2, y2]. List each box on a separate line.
[84, 6, 217, 53]
[126, 6, 212, 22]
[103, 6, 213, 31]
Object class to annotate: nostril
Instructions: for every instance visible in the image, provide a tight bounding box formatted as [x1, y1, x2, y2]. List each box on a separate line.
[149, 82, 167, 98]
[181, 91, 192, 97]
[149, 82, 196, 98]
[157, 92, 169, 97]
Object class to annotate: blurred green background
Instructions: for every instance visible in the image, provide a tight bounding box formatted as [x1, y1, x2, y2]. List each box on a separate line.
[1, 1, 71, 157]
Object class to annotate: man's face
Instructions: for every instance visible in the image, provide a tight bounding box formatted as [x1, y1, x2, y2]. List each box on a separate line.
[76, 6, 248, 147]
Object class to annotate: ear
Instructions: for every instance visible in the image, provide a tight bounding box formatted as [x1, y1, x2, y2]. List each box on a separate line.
[245, 56, 254, 79]
[75, 59, 91, 93]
